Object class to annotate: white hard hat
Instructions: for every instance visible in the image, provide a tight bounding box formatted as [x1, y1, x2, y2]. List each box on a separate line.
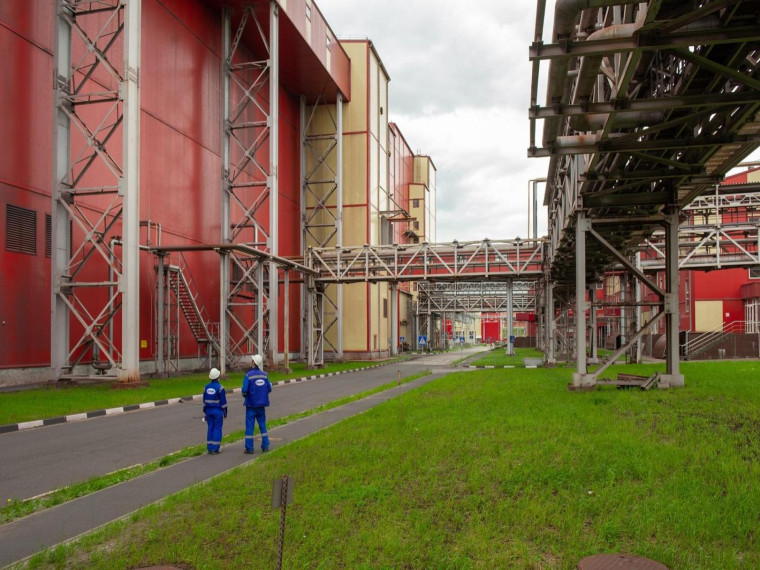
[251, 354, 264, 369]
[209, 367, 221, 380]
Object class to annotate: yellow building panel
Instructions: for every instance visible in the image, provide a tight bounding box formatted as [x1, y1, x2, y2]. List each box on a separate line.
[343, 205, 368, 247]
[414, 156, 429, 186]
[343, 282, 368, 351]
[306, 103, 343, 137]
[343, 133, 367, 204]
[341, 42, 368, 133]
[748, 170, 760, 184]
[695, 300, 724, 332]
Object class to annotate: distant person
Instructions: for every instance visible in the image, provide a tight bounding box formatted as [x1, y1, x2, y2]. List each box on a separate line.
[242, 354, 272, 454]
[202, 367, 227, 455]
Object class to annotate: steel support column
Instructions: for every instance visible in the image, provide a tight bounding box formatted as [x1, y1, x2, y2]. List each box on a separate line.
[588, 284, 598, 364]
[663, 210, 684, 386]
[545, 279, 556, 364]
[506, 280, 514, 355]
[336, 94, 344, 360]
[267, 0, 280, 368]
[120, 0, 141, 382]
[51, 1, 72, 380]
[390, 282, 398, 356]
[220, 8, 231, 374]
[573, 212, 591, 386]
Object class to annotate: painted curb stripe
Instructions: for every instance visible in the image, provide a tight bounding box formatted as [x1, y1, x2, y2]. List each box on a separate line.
[1, 363, 390, 434]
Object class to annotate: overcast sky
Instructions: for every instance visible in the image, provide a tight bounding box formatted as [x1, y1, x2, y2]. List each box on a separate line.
[314, 0, 760, 244]
[315, 0, 552, 243]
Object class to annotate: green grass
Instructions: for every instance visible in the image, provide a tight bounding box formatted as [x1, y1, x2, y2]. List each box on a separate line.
[19, 360, 760, 569]
[470, 346, 545, 367]
[0, 370, 431, 525]
[0, 361, 389, 426]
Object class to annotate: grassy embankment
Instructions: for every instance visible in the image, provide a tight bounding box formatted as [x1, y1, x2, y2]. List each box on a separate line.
[470, 346, 548, 367]
[19, 359, 760, 569]
[1, 366, 430, 523]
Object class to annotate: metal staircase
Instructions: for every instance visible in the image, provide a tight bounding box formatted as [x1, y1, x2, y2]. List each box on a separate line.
[681, 321, 745, 361]
[157, 254, 220, 372]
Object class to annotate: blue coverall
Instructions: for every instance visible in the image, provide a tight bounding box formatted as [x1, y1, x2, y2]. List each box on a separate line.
[202, 379, 227, 453]
[242, 367, 272, 452]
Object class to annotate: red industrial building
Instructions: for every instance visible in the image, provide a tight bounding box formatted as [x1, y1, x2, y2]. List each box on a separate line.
[1, 0, 437, 386]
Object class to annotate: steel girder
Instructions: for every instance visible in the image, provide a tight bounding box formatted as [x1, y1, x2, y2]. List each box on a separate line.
[529, 0, 760, 387]
[530, 0, 760, 283]
[635, 190, 760, 270]
[221, 2, 280, 371]
[415, 281, 540, 314]
[306, 239, 545, 284]
[51, 0, 141, 382]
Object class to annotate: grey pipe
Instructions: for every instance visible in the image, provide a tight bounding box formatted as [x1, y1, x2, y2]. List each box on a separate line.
[543, 0, 644, 147]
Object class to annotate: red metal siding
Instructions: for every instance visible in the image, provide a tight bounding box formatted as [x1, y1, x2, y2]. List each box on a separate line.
[689, 268, 747, 327]
[1, 2, 54, 368]
[1, 0, 315, 370]
[481, 319, 501, 343]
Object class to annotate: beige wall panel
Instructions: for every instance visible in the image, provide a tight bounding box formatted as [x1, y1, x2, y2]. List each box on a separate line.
[748, 170, 760, 183]
[341, 43, 368, 133]
[369, 53, 379, 137]
[307, 104, 341, 136]
[369, 205, 380, 245]
[368, 282, 389, 351]
[343, 282, 368, 351]
[343, 205, 367, 247]
[414, 156, 429, 186]
[695, 300, 724, 332]
[343, 132, 367, 205]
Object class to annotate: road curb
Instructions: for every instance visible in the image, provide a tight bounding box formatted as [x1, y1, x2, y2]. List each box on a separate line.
[0, 363, 389, 435]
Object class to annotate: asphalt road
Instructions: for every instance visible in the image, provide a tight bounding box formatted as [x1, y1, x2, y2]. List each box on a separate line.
[0, 349, 485, 502]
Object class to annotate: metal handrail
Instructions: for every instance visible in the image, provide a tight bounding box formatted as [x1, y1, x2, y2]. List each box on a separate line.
[682, 320, 745, 358]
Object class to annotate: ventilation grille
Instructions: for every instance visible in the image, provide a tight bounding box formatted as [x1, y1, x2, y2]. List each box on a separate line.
[6, 204, 37, 255]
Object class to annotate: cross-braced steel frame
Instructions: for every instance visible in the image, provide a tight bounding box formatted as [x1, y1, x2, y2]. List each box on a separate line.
[51, 0, 141, 382]
[530, 0, 760, 387]
[221, 2, 280, 372]
[301, 95, 344, 365]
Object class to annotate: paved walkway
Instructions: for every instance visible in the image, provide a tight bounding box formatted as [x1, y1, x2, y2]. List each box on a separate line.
[0, 348, 488, 567]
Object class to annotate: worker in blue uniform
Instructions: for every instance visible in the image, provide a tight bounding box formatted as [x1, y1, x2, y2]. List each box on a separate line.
[242, 354, 272, 454]
[203, 367, 227, 454]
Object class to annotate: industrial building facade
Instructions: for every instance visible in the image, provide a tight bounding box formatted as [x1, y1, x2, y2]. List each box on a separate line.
[0, 0, 436, 386]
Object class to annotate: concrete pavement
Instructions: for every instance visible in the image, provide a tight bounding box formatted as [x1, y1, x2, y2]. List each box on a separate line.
[0, 348, 488, 567]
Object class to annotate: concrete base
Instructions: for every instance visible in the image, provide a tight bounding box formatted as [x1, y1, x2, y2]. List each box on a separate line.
[659, 373, 684, 388]
[568, 373, 596, 391]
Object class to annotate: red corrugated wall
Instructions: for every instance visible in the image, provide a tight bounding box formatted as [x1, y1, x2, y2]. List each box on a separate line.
[0, 1, 54, 368]
[0, 0, 305, 369]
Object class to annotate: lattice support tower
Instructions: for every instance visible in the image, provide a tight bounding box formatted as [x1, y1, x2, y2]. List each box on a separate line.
[220, 2, 280, 372]
[51, 0, 141, 382]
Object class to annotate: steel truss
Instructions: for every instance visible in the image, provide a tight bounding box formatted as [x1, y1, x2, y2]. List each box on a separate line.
[51, 0, 141, 381]
[529, 0, 760, 387]
[221, 2, 280, 371]
[306, 239, 545, 284]
[416, 281, 539, 314]
[640, 191, 760, 271]
[301, 95, 344, 364]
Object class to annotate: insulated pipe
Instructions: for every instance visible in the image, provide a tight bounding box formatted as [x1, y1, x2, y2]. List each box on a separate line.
[583, 110, 664, 131]
[569, 21, 644, 131]
[542, 0, 644, 147]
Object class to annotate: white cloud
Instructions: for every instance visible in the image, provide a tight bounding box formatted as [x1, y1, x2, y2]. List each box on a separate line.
[316, 0, 550, 242]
